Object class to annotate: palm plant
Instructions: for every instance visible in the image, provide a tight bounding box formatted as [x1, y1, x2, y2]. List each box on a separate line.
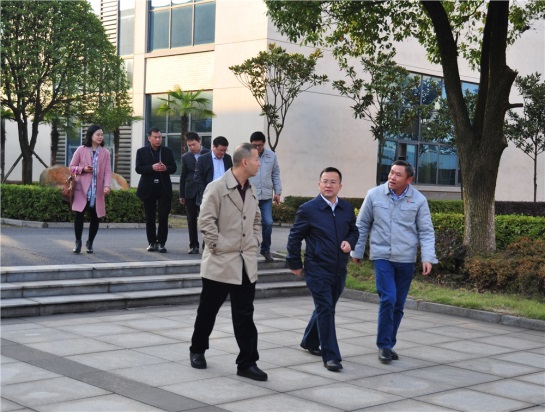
[155, 86, 215, 154]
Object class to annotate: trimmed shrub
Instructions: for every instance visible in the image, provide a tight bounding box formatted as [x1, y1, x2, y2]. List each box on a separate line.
[464, 238, 545, 297]
[1, 184, 73, 222]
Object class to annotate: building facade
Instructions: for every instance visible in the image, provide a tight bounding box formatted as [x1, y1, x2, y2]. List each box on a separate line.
[3, 0, 544, 202]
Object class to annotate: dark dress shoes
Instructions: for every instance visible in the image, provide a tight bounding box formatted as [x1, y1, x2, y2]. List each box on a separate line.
[190, 351, 207, 369]
[188, 247, 199, 254]
[147, 243, 157, 252]
[300, 344, 322, 356]
[157, 243, 167, 253]
[86, 240, 93, 254]
[324, 360, 343, 371]
[379, 348, 393, 364]
[260, 250, 274, 262]
[73, 240, 82, 254]
[237, 365, 268, 381]
[390, 348, 399, 360]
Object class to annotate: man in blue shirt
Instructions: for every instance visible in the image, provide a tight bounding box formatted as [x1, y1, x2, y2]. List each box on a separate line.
[249, 131, 282, 262]
[351, 160, 437, 364]
[287, 167, 359, 372]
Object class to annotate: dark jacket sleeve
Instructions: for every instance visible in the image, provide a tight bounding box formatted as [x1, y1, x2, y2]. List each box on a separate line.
[179, 153, 188, 198]
[286, 204, 310, 270]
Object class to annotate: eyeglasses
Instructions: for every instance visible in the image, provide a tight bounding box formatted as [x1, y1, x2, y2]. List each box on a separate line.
[253, 144, 264, 149]
[320, 180, 339, 185]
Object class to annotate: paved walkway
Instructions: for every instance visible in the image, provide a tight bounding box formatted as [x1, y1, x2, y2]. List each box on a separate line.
[1, 221, 545, 411]
[2, 296, 544, 411]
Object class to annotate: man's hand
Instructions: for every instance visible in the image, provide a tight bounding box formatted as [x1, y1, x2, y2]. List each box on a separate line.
[422, 262, 432, 276]
[179, 198, 185, 205]
[352, 258, 362, 265]
[291, 268, 303, 276]
[273, 194, 281, 206]
[340, 241, 351, 254]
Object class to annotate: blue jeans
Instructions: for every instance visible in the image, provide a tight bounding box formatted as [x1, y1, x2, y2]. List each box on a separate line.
[374, 260, 414, 349]
[258, 199, 273, 253]
[301, 273, 345, 362]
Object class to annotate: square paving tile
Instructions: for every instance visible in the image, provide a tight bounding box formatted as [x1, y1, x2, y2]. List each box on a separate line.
[56, 322, 139, 337]
[113, 361, 214, 386]
[415, 388, 531, 412]
[471, 378, 545, 404]
[27, 338, 120, 356]
[37, 393, 166, 412]
[92, 331, 179, 348]
[450, 357, 542, 378]
[515, 371, 545, 386]
[494, 351, 545, 368]
[1, 361, 60, 384]
[352, 371, 456, 397]
[436, 340, 512, 356]
[403, 365, 499, 387]
[1, 328, 80, 344]
[289, 382, 403, 410]
[220, 393, 341, 412]
[352, 399, 457, 411]
[67, 349, 165, 371]
[162, 376, 275, 405]
[1, 376, 109, 407]
[399, 345, 479, 363]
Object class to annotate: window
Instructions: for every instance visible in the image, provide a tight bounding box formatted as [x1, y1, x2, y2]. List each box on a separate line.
[379, 74, 478, 186]
[146, 92, 213, 176]
[149, 0, 215, 51]
[118, 0, 135, 56]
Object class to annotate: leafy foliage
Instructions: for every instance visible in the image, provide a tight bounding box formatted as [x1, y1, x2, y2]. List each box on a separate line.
[1, 0, 132, 183]
[264, 1, 545, 256]
[504, 73, 545, 202]
[229, 43, 328, 151]
[154, 86, 215, 154]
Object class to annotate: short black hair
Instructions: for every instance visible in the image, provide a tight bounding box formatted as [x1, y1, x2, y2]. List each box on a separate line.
[213, 136, 229, 147]
[320, 167, 342, 182]
[148, 126, 161, 136]
[249, 131, 266, 143]
[186, 131, 201, 142]
[392, 160, 415, 177]
[83, 125, 105, 147]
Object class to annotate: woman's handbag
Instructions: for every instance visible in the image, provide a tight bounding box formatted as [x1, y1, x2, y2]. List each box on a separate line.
[61, 173, 76, 207]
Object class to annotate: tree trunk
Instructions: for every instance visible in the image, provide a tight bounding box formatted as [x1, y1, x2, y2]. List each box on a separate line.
[460, 140, 500, 254]
[50, 120, 59, 166]
[17, 118, 33, 184]
[181, 115, 189, 154]
[1, 118, 6, 181]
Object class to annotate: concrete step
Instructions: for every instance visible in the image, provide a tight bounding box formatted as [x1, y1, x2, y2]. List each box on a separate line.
[0, 258, 310, 318]
[1, 269, 297, 298]
[1, 259, 288, 282]
[1, 281, 309, 317]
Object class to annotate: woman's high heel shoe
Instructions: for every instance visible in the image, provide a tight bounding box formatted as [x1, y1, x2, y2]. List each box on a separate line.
[86, 240, 93, 254]
[73, 240, 82, 254]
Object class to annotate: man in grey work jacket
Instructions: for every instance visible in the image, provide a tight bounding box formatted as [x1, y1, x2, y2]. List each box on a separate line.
[249, 131, 282, 262]
[351, 160, 437, 364]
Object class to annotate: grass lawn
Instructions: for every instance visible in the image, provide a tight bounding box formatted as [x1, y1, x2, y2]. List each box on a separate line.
[346, 260, 545, 321]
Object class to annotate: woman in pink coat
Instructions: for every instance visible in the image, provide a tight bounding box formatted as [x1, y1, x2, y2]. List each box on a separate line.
[69, 125, 112, 253]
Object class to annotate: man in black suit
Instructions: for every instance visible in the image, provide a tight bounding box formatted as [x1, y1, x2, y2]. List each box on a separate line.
[179, 132, 210, 254]
[194, 136, 233, 206]
[136, 127, 177, 253]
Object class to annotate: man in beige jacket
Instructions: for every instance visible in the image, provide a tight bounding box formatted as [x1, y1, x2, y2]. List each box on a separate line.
[189, 142, 268, 381]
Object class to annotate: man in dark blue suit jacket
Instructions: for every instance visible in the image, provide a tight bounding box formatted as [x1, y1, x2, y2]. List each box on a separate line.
[179, 132, 210, 254]
[136, 127, 177, 253]
[286, 167, 359, 372]
[194, 136, 233, 206]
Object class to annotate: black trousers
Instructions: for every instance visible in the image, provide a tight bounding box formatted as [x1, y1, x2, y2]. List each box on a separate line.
[190, 268, 259, 370]
[185, 197, 200, 249]
[74, 202, 100, 243]
[143, 184, 171, 244]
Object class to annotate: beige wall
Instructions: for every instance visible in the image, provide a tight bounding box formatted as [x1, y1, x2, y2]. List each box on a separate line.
[4, 0, 543, 203]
